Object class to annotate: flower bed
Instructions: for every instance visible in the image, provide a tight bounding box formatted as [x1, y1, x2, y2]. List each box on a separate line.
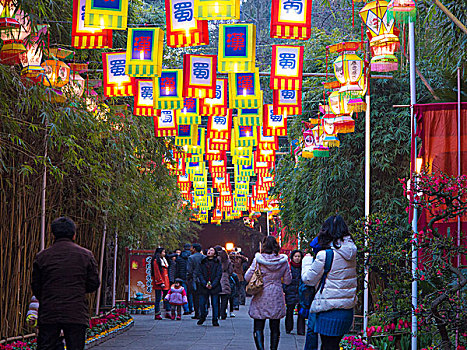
[341, 335, 373, 350]
[128, 302, 154, 314]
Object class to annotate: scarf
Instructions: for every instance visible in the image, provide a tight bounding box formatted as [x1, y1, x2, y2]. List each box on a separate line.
[160, 257, 168, 268]
[290, 260, 301, 269]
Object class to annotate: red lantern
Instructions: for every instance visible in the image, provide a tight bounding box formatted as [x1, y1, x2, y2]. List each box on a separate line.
[183, 54, 217, 98]
[199, 78, 228, 116]
[270, 45, 304, 90]
[272, 89, 302, 115]
[71, 0, 112, 49]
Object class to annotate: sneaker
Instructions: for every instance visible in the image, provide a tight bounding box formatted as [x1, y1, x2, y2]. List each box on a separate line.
[165, 313, 172, 319]
[212, 320, 219, 327]
[197, 318, 205, 325]
[154, 315, 162, 320]
[230, 313, 235, 318]
[176, 316, 181, 320]
[183, 311, 191, 315]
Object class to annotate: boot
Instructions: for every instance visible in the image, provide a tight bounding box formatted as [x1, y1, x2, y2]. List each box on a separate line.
[253, 330, 264, 350]
[270, 330, 280, 350]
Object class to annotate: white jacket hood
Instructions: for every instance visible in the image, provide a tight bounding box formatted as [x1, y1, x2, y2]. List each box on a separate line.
[334, 236, 357, 261]
[255, 253, 288, 271]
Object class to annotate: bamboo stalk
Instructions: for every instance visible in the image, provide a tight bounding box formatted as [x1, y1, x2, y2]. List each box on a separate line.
[434, 0, 467, 35]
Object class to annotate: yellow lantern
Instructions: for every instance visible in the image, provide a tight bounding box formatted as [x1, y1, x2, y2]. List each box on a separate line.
[41, 60, 70, 88]
[328, 91, 351, 116]
[333, 52, 363, 94]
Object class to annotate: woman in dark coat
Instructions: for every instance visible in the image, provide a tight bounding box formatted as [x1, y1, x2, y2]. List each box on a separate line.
[151, 247, 171, 320]
[283, 249, 305, 335]
[197, 247, 222, 327]
[218, 248, 233, 320]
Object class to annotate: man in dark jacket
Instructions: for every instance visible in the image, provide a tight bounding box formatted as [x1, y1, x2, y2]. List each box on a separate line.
[175, 243, 192, 314]
[32, 217, 100, 350]
[186, 243, 204, 319]
[197, 248, 222, 327]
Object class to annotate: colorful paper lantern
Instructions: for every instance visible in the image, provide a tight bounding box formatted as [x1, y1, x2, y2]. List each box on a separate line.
[218, 23, 256, 73]
[154, 69, 184, 109]
[369, 34, 400, 72]
[185, 127, 205, 154]
[176, 97, 201, 124]
[154, 110, 178, 137]
[205, 140, 226, 161]
[0, 1, 20, 30]
[133, 79, 156, 116]
[333, 116, 355, 134]
[233, 123, 257, 148]
[63, 72, 85, 97]
[40, 60, 70, 88]
[272, 89, 302, 115]
[255, 149, 276, 163]
[0, 39, 26, 65]
[200, 78, 228, 116]
[270, 0, 313, 40]
[183, 54, 217, 98]
[255, 160, 274, 176]
[175, 123, 198, 146]
[207, 109, 232, 139]
[165, 0, 209, 47]
[328, 91, 351, 116]
[333, 50, 364, 94]
[72, 0, 112, 49]
[387, 0, 416, 23]
[193, 0, 240, 20]
[270, 45, 304, 90]
[257, 126, 279, 150]
[126, 28, 163, 77]
[102, 52, 134, 97]
[262, 104, 287, 136]
[19, 25, 46, 78]
[84, 0, 129, 30]
[237, 108, 263, 126]
[228, 68, 261, 109]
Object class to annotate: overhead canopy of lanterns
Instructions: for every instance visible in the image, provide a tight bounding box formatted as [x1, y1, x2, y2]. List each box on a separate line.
[0, 0, 415, 224]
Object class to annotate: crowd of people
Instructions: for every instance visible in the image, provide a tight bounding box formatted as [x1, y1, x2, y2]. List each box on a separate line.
[151, 214, 357, 350]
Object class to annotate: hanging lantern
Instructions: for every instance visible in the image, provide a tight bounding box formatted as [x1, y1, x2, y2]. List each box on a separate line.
[262, 104, 287, 137]
[40, 60, 70, 88]
[72, 0, 112, 49]
[84, 0, 129, 30]
[200, 78, 228, 116]
[387, 0, 416, 23]
[176, 97, 201, 124]
[313, 145, 330, 158]
[205, 139, 226, 161]
[332, 47, 364, 95]
[209, 159, 227, 175]
[270, 45, 304, 90]
[333, 116, 355, 134]
[228, 67, 261, 109]
[20, 25, 46, 78]
[347, 97, 366, 113]
[126, 28, 163, 77]
[369, 34, 400, 72]
[272, 89, 302, 115]
[133, 79, 156, 116]
[102, 52, 134, 97]
[0, 39, 26, 65]
[255, 149, 276, 163]
[154, 110, 178, 137]
[218, 23, 256, 73]
[207, 109, 232, 139]
[193, 0, 240, 20]
[233, 123, 257, 148]
[185, 127, 205, 155]
[328, 91, 351, 116]
[63, 72, 85, 97]
[255, 160, 274, 176]
[235, 163, 255, 177]
[165, 0, 209, 48]
[154, 69, 184, 109]
[183, 54, 217, 98]
[257, 126, 279, 150]
[231, 142, 252, 157]
[237, 107, 262, 126]
[270, 0, 313, 40]
[0, 1, 20, 30]
[175, 123, 198, 146]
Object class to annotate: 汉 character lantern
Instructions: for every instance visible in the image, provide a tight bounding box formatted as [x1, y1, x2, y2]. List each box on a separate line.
[176, 97, 201, 124]
[228, 68, 261, 109]
[154, 69, 184, 109]
[126, 28, 164, 77]
[218, 23, 256, 73]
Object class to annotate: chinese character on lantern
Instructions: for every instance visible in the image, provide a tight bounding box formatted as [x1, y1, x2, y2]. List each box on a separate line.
[278, 52, 296, 69]
[283, 0, 303, 13]
[161, 110, 173, 123]
[193, 62, 209, 79]
[281, 90, 295, 100]
[134, 36, 151, 60]
[226, 32, 245, 51]
[161, 76, 176, 95]
[141, 86, 153, 99]
[174, 2, 193, 22]
[110, 59, 126, 76]
[126, 28, 163, 77]
[214, 116, 227, 125]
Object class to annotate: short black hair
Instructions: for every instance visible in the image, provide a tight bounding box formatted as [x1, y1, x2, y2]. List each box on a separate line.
[318, 215, 349, 249]
[51, 217, 76, 239]
[192, 243, 202, 252]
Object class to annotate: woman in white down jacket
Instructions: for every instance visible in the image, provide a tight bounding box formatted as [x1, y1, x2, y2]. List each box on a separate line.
[301, 215, 357, 350]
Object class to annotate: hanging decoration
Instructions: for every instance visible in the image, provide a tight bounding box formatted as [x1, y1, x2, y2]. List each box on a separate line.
[237, 107, 263, 126]
[255, 149, 276, 163]
[270, 45, 304, 90]
[20, 25, 47, 79]
[154, 69, 184, 109]
[200, 78, 228, 116]
[0, 0, 20, 30]
[154, 110, 178, 137]
[133, 79, 156, 116]
[328, 91, 351, 116]
[193, 0, 240, 20]
[387, 0, 416, 23]
[257, 126, 279, 150]
[72, 0, 112, 49]
[176, 97, 201, 124]
[233, 123, 257, 148]
[270, 0, 313, 40]
[207, 109, 233, 139]
[228, 68, 261, 109]
[102, 52, 134, 97]
[84, 0, 129, 30]
[183, 54, 217, 98]
[165, 0, 209, 47]
[175, 123, 198, 146]
[126, 27, 163, 77]
[262, 104, 287, 136]
[40, 60, 70, 88]
[205, 140, 226, 161]
[0, 40, 26, 65]
[218, 23, 256, 73]
[330, 42, 364, 96]
[272, 89, 302, 115]
[186, 127, 205, 155]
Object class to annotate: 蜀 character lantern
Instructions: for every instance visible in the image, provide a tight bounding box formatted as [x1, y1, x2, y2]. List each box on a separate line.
[218, 23, 256, 73]
[270, 45, 304, 90]
[84, 0, 129, 30]
[126, 28, 163, 77]
[272, 89, 302, 115]
[387, 0, 416, 23]
[360, 1, 400, 72]
[257, 125, 279, 150]
[133, 79, 156, 116]
[270, 0, 313, 40]
[194, 0, 240, 20]
[154, 69, 184, 109]
[102, 52, 134, 97]
[207, 109, 232, 139]
[72, 0, 112, 49]
[200, 78, 228, 116]
[183, 54, 217, 98]
[176, 97, 201, 124]
[154, 110, 178, 137]
[165, 0, 209, 47]
[262, 104, 287, 137]
[228, 68, 261, 109]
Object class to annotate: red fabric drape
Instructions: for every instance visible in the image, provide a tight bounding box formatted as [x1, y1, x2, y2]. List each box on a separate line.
[413, 103, 467, 267]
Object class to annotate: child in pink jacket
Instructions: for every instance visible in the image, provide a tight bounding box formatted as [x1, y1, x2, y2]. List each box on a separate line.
[165, 278, 188, 320]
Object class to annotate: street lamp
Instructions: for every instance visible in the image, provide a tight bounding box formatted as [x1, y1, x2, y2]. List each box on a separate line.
[225, 242, 234, 251]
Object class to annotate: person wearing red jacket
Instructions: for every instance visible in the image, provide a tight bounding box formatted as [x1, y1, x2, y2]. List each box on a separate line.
[151, 247, 171, 320]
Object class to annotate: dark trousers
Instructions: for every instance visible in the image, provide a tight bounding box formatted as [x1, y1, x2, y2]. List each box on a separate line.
[321, 335, 344, 350]
[199, 294, 219, 321]
[219, 294, 234, 318]
[38, 323, 86, 350]
[285, 303, 305, 334]
[254, 319, 280, 333]
[154, 289, 171, 314]
[238, 281, 246, 304]
[305, 313, 318, 350]
[192, 291, 201, 317]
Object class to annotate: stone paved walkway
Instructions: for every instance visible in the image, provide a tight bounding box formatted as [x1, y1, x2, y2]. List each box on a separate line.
[99, 299, 306, 350]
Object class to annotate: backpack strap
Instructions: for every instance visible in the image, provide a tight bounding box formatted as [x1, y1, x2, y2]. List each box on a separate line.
[317, 249, 334, 293]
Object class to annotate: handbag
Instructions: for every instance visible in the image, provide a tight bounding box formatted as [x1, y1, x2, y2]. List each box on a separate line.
[245, 262, 264, 295]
